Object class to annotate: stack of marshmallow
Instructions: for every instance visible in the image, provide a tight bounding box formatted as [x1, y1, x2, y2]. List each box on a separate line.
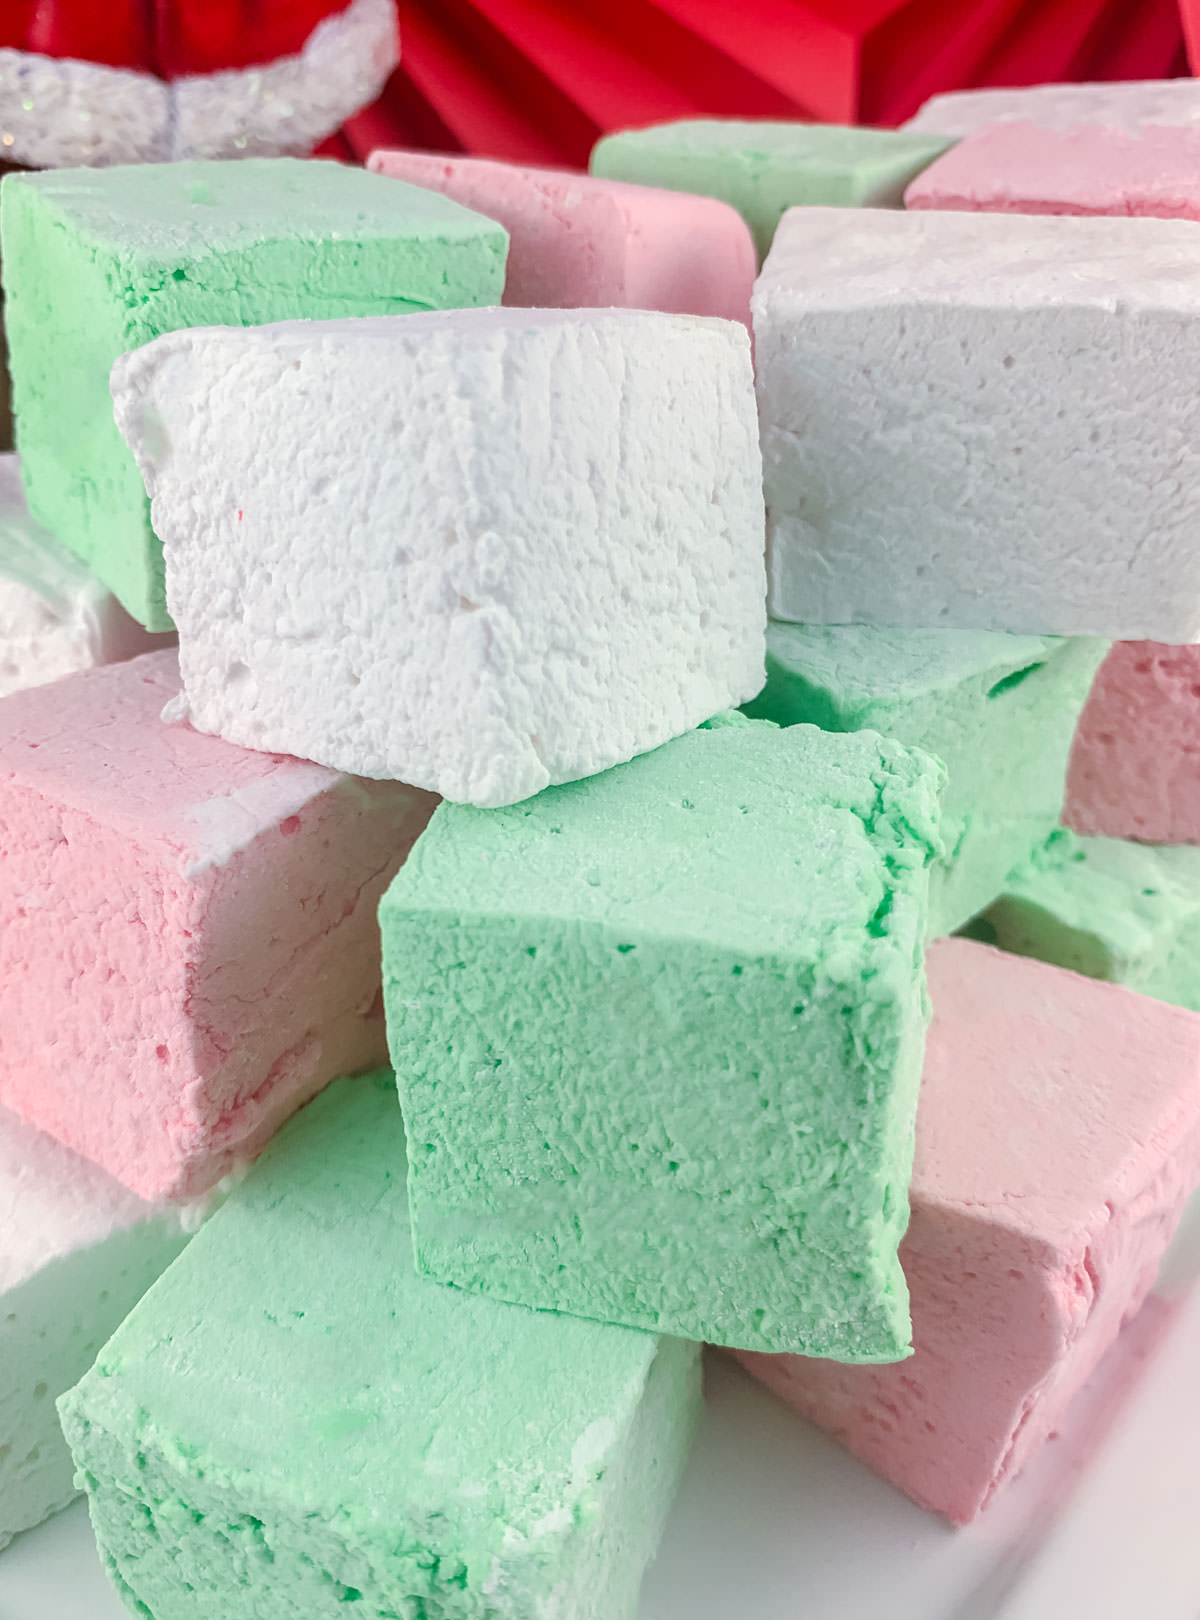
[0, 78, 1199, 1620]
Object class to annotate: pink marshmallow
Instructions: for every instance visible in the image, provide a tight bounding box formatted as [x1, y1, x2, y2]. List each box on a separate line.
[0, 649, 435, 1201]
[366, 149, 757, 324]
[1065, 640, 1200, 845]
[905, 122, 1200, 220]
[736, 938, 1200, 1524]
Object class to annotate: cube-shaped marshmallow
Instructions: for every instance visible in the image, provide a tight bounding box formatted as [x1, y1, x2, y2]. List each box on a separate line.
[367, 150, 757, 321]
[755, 207, 1200, 639]
[112, 307, 767, 808]
[0, 1107, 190, 1548]
[1066, 641, 1200, 844]
[0, 649, 436, 1200]
[904, 78, 1200, 137]
[60, 1072, 701, 1620]
[745, 624, 1106, 934]
[736, 939, 1200, 1522]
[590, 119, 953, 262]
[380, 718, 944, 1359]
[0, 452, 169, 700]
[1, 158, 507, 628]
[905, 122, 1200, 221]
[967, 828, 1200, 1012]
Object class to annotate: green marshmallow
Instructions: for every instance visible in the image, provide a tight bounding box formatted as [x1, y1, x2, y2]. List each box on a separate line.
[590, 119, 954, 261]
[743, 624, 1109, 937]
[1, 159, 508, 630]
[59, 1073, 699, 1620]
[965, 828, 1200, 1012]
[380, 719, 944, 1362]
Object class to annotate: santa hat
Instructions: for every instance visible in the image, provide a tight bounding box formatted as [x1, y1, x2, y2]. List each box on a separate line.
[0, 0, 399, 168]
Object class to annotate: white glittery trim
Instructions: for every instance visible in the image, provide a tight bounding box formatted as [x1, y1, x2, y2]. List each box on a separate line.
[171, 0, 399, 160]
[0, 49, 168, 167]
[0, 0, 398, 169]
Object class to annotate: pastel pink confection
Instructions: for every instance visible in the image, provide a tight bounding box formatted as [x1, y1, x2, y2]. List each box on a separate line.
[0, 649, 435, 1202]
[1065, 641, 1200, 844]
[735, 938, 1200, 1525]
[366, 149, 757, 324]
[905, 122, 1200, 220]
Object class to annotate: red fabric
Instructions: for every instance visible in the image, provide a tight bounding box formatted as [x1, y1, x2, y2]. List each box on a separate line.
[152, 0, 344, 77]
[3, 0, 156, 70]
[337, 0, 1188, 168]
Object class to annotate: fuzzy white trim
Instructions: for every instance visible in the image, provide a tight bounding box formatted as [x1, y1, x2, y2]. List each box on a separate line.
[0, 49, 167, 167]
[0, 0, 398, 169]
[171, 0, 400, 160]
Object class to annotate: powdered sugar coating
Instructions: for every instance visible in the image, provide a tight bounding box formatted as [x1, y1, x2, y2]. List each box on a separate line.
[755, 206, 1200, 638]
[904, 78, 1200, 137]
[113, 307, 766, 808]
[0, 649, 436, 1199]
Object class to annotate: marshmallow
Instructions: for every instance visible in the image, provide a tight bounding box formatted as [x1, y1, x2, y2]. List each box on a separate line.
[0, 649, 436, 1200]
[745, 624, 1108, 935]
[755, 206, 1200, 640]
[906, 122, 1200, 220]
[0, 1107, 190, 1548]
[380, 717, 944, 1359]
[60, 1072, 701, 1620]
[737, 939, 1200, 1522]
[0, 453, 169, 700]
[969, 829, 1200, 1010]
[1066, 641, 1200, 844]
[904, 78, 1200, 137]
[367, 150, 757, 321]
[589, 119, 953, 262]
[113, 307, 767, 808]
[1, 158, 507, 629]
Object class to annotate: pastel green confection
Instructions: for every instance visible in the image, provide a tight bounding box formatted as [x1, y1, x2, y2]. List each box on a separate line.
[380, 720, 944, 1362]
[964, 828, 1200, 1012]
[59, 1073, 699, 1620]
[1, 159, 508, 630]
[743, 624, 1109, 937]
[589, 119, 954, 261]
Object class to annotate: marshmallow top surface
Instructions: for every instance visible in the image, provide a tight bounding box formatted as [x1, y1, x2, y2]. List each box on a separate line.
[0, 1105, 180, 1293]
[60, 1072, 699, 1612]
[386, 717, 942, 959]
[4, 155, 498, 265]
[759, 622, 1065, 706]
[756, 203, 1200, 315]
[591, 119, 951, 259]
[0, 648, 336, 872]
[905, 78, 1200, 136]
[921, 938, 1200, 1248]
[367, 149, 756, 319]
[905, 123, 1200, 219]
[111, 304, 764, 806]
[982, 828, 1200, 1003]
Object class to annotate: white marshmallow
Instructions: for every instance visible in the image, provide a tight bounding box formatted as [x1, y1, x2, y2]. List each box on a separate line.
[113, 306, 767, 807]
[754, 207, 1200, 640]
[0, 1108, 190, 1547]
[904, 78, 1200, 137]
[0, 454, 168, 700]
